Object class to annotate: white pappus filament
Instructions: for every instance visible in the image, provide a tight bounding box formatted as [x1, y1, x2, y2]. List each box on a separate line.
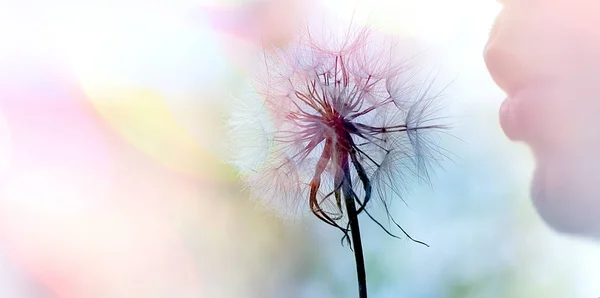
[229, 17, 449, 243]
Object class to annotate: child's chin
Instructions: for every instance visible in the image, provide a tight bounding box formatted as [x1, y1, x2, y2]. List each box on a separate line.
[531, 160, 600, 238]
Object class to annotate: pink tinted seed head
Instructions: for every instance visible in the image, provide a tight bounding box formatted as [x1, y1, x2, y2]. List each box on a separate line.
[230, 17, 447, 228]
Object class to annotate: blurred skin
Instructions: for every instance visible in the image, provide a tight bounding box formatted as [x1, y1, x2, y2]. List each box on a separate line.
[485, 0, 600, 237]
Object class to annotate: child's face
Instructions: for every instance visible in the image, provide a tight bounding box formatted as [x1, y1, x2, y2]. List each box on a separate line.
[485, 0, 600, 237]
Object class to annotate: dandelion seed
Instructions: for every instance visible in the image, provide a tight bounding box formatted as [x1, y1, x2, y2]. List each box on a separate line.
[229, 15, 449, 298]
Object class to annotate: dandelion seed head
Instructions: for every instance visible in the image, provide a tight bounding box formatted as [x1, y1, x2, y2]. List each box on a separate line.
[229, 14, 448, 223]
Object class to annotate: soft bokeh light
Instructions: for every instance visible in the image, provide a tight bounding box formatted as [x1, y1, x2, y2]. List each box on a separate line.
[0, 111, 11, 178]
[321, 0, 502, 44]
[0, 0, 599, 297]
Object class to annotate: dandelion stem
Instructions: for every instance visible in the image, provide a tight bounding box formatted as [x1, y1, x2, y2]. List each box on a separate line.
[343, 164, 367, 298]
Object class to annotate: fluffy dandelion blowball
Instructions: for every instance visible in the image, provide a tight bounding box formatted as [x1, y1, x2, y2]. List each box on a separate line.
[229, 16, 449, 233]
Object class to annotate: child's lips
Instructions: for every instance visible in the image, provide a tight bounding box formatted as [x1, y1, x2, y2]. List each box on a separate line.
[499, 96, 521, 141]
[499, 84, 556, 148]
[499, 86, 535, 143]
[495, 65, 563, 142]
[499, 82, 581, 158]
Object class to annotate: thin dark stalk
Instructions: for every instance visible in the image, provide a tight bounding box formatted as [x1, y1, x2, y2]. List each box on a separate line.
[343, 164, 367, 298]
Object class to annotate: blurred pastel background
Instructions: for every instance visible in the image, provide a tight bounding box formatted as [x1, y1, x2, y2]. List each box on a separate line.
[0, 0, 598, 297]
